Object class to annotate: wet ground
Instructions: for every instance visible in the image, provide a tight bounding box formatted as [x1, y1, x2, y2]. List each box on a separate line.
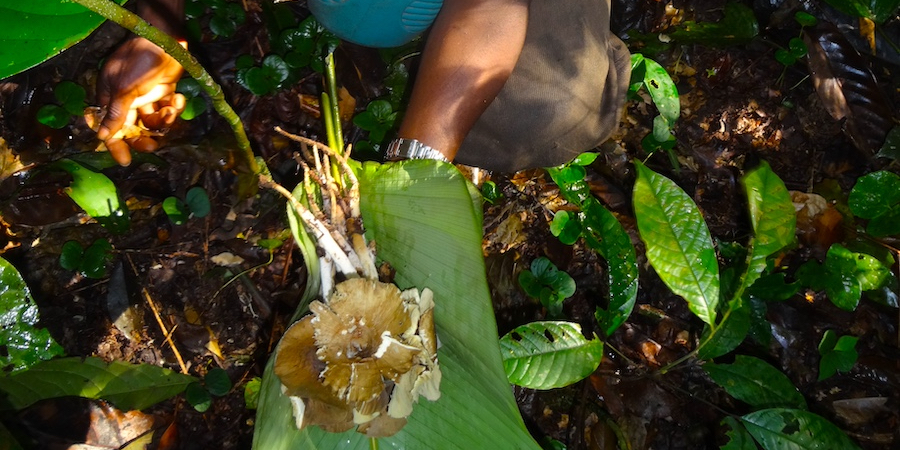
[1, 0, 899, 449]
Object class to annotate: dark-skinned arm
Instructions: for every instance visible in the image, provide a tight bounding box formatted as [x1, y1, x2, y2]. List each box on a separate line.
[397, 0, 530, 161]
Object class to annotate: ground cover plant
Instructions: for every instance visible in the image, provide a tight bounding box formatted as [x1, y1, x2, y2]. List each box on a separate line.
[1, 0, 899, 449]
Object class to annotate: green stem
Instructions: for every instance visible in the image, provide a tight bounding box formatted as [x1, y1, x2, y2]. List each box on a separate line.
[67, 0, 258, 175]
[369, 437, 379, 450]
[324, 52, 343, 154]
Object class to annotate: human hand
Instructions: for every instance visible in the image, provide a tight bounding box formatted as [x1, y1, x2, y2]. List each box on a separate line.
[93, 36, 186, 166]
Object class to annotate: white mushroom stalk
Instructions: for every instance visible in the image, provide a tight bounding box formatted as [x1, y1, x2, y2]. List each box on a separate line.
[270, 130, 441, 437]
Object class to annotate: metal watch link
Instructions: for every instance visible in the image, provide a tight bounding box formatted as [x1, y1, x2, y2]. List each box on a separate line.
[385, 138, 450, 162]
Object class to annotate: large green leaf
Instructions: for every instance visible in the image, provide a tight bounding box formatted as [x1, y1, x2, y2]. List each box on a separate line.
[0, 357, 195, 411]
[253, 161, 538, 449]
[633, 161, 719, 325]
[721, 417, 756, 450]
[500, 321, 604, 390]
[546, 165, 637, 337]
[704, 355, 806, 410]
[696, 300, 750, 359]
[741, 162, 795, 278]
[741, 408, 860, 450]
[0, 256, 64, 373]
[56, 159, 130, 233]
[0, 1, 127, 79]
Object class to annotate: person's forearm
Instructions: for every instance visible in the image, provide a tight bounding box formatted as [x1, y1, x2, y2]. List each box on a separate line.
[397, 0, 529, 161]
[137, 0, 185, 37]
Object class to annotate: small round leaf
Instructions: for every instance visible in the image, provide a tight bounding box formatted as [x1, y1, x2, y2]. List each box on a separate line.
[204, 368, 232, 397]
[185, 382, 212, 412]
[185, 187, 211, 218]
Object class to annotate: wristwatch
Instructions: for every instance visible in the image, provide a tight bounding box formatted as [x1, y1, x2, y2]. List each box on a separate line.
[385, 138, 450, 163]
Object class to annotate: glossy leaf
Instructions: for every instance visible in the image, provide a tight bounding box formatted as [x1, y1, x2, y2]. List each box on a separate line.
[0, 357, 195, 411]
[741, 408, 860, 450]
[0, 1, 127, 79]
[55, 81, 86, 115]
[633, 161, 719, 325]
[185, 186, 211, 218]
[704, 355, 806, 409]
[848, 171, 900, 219]
[36, 104, 70, 129]
[721, 417, 756, 450]
[696, 301, 750, 359]
[0, 256, 64, 373]
[254, 161, 538, 449]
[739, 161, 796, 295]
[668, 2, 759, 46]
[818, 330, 859, 380]
[186, 382, 212, 412]
[546, 166, 637, 337]
[205, 368, 232, 397]
[81, 238, 113, 279]
[56, 159, 130, 233]
[500, 321, 604, 390]
[59, 240, 84, 271]
[550, 210, 581, 245]
[163, 196, 188, 225]
[642, 58, 680, 127]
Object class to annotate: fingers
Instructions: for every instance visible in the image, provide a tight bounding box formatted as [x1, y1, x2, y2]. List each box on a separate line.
[140, 93, 186, 130]
[97, 93, 137, 142]
[106, 138, 133, 166]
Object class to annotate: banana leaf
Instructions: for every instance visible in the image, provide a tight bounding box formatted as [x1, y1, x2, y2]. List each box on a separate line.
[254, 160, 538, 449]
[0, 1, 126, 79]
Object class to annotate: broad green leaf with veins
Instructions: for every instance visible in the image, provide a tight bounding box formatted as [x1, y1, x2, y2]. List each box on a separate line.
[0, 1, 128, 79]
[633, 161, 719, 326]
[254, 161, 538, 449]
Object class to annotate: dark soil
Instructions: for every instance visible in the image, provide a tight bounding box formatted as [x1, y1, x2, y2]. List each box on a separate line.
[1, 1, 899, 449]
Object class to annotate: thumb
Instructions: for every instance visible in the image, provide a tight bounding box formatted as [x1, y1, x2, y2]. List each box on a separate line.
[97, 93, 136, 141]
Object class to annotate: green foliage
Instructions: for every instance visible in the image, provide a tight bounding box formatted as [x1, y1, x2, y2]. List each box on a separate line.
[822, 0, 900, 23]
[518, 257, 576, 318]
[740, 408, 861, 450]
[796, 244, 889, 310]
[243, 377, 261, 409]
[186, 382, 212, 412]
[875, 126, 900, 160]
[550, 210, 581, 245]
[500, 321, 604, 390]
[0, 1, 127, 79]
[704, 355, 806, 409]
[634, 161, 720, 325]
[480, 180, 502, 204]
[37, 81, 86, 128]
[256, 161, 538, 449]
[0, 256, 64, 374]
[721, 417, 757, 450]
[55, 159, 130, 233]
[630, 54, 680, 156]
[176, 78, 208, 120]
[163, 186, 211, 225]
[0, 357, 195, 411]
[185, 0, 246, 39]
[352, 99, 398, 144]
[546, 155, 638, 337]
[635, 161, 794, 359]
[667, 2, 759, 45]
[205, 367, 232, 396]
[237, 54, 290, 96]
[817, 330, 859, 380]
[848, 170, 900, 237]
[59, 238, 114, 279]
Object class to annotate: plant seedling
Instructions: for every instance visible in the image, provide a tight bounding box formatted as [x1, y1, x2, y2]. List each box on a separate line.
[59, 238, 114, 279]
[817, 330, 859, 380]
[185, 367, 233, 412]
[629, 54, 680, 163]
[352, 99, 398, 145]
[37, 81, 86, 129]
[163, 186, 211, 225]
[848, 170, 900, 237]
[518, 257, 575, 318]
[235, 54, 290, 96]
[184, 0, 245, 40]
[796, 243, 889, 311]
[176, 78, 208, 120]
[480, 180, 502, 204]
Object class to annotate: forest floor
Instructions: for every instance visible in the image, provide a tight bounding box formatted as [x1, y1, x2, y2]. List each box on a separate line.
[1, 0, 899, 449]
